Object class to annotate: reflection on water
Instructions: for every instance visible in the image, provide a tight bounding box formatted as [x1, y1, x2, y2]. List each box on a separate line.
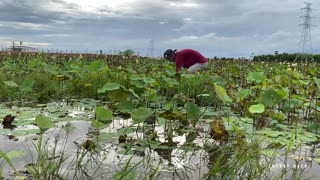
[1, 100, 320, 179]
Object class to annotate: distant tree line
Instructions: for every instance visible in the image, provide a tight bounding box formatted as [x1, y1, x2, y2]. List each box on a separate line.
[252, 52, 320, 63]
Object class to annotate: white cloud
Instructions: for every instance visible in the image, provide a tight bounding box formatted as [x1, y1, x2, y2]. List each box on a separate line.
[169, 2, 199, 8]
[62, 0, 135, 13]
[167, 33, 216, 44]
[159, 20, 169, 24]
[41, 33, 71, 37]
[0, 21, 49, 30]
[24, 42, 52, 47]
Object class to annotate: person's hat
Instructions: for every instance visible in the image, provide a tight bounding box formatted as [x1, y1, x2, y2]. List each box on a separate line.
[163, 49, 175, 58]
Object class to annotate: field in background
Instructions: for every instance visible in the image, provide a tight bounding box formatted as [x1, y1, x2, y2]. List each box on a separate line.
[0, 52, 320, 179]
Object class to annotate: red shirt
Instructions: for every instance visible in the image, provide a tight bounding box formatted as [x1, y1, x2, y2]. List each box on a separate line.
[174, 49, 208, 72]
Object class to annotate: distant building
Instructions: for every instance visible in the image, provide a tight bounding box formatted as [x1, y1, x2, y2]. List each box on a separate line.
[8, 41, 37, 52]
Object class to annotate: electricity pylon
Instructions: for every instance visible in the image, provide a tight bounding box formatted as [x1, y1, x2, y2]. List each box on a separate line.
[295, 2, 314, 62]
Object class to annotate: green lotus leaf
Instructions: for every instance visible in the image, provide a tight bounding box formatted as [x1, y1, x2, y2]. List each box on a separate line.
[249, 103, 265, 114]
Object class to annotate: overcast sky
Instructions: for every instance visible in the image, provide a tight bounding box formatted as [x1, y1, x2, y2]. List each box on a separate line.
[0, 0, 320, 58]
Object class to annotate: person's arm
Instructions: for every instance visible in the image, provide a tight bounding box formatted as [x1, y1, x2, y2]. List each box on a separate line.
[175, 56, 183, 72]
[176, 66, 182, 72]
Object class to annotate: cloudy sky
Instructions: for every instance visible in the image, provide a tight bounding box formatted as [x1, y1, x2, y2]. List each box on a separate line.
[0, 0, 320, 58]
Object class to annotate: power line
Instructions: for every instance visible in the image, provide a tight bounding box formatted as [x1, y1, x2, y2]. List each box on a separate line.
[295, 2, 314, 62]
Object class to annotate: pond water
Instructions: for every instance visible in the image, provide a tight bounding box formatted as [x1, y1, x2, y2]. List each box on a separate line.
[1, 100, 320, 179]
[1, 121, 210, 179]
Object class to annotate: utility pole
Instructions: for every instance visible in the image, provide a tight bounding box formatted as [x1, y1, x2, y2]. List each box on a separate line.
[148, 39, 154, 57]
[295, 2, 314, 62]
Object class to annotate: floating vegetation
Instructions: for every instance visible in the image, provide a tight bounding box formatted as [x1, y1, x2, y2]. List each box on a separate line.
[0, 53, 320, 179]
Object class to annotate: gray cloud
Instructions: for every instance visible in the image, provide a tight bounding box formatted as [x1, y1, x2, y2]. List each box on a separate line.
[0, 0, 319, 57]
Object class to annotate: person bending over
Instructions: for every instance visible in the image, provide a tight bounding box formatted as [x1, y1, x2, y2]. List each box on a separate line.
[163, 49, 208, 73]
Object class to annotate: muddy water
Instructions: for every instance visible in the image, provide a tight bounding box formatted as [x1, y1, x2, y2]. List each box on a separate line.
[0, 120, 91, 179]
[2, 119, 320, 180]
[270, 147, 320, 179]
[0, 120, 210, 179]
[1, 101, 320, 179]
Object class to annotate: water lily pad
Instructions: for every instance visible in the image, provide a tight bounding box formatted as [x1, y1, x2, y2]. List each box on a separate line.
[164, 77, 179, 87]
[260, 89, 283, 107]
[35, 115, 56, 131]
[0, 128, 11, 135]
[118, 127, 136, 134]
[20, 79, 35, 93]
[144, 89, 159, 102]
[131, 107, 153, 124]
[163, 102, 174, 111]
[108, 89, 128, 102]
[236, 88, 250, 103]
[95, 106, 113, 124]
[4, 80, 19, 88]
[240, 117, 254, 124]
[91, 119, 108, 129]
[307, 122, 320, 133]
[16, 110, 36, 120]
[275, 123, 290, 130]
[13, 129, 40, 136]
[314, 78, 320, 89]
[143, 77, 157, 85]
[186, 102, 201, 122]
[283, 99, 303, 112]
[247, 71, 265, 83]
[97, 82, 120, 93]
[257, 129, 286, 137]
[88, 60, 105, 71]
[214, 84, 232, 103]
[117, 100, 134, 113]
[248, 103, 265, 114]
[297, 132, 318, 143]
[158, 117, 166, 125]
[268, 111, 286, 121]
[165, 68, 176, 77]
[313, 158, 320, 164]
[125, 88, 140, 99]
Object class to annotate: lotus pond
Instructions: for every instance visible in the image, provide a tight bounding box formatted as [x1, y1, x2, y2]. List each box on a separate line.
[0, 53, 320, 179]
